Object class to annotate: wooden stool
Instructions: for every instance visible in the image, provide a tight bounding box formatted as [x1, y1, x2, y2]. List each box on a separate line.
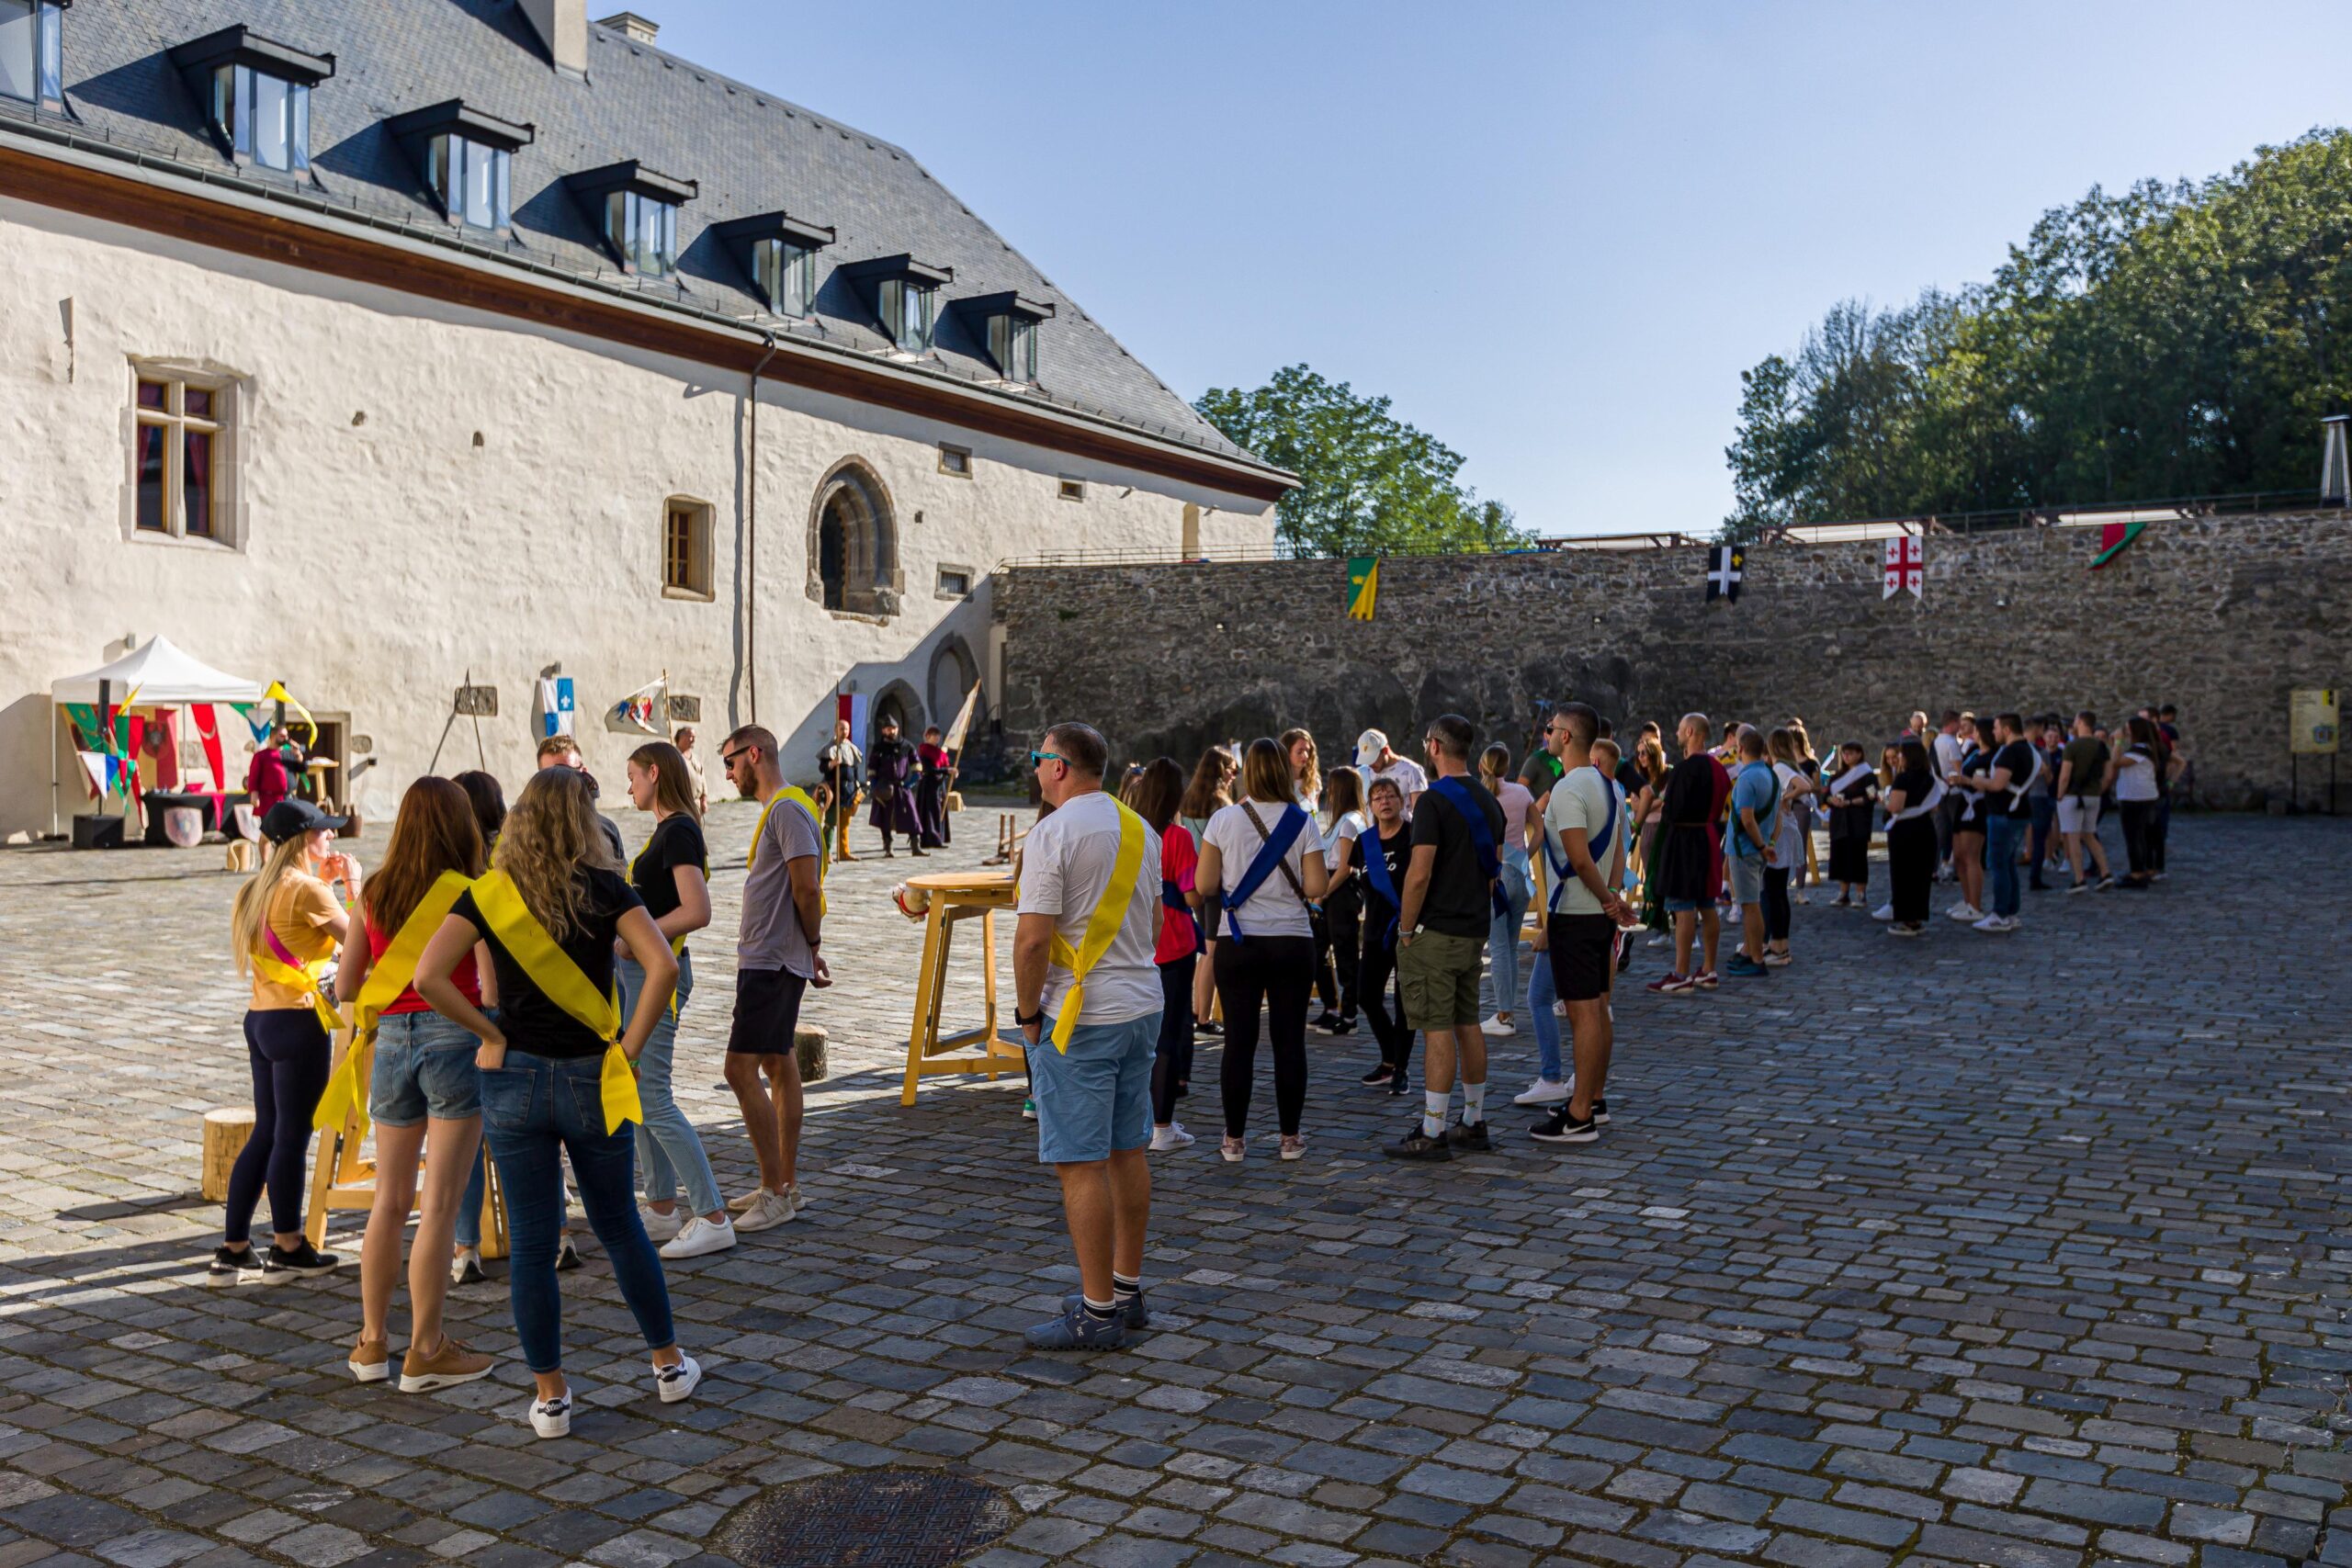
[796, 1025, 829, 1083]
[899, 869, 1027, 1105]
[224, 839, 254, 873]
[199, 1107, 254, 1201]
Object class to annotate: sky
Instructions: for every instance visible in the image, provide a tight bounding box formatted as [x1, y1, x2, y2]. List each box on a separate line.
[654, 1, 2346, 537]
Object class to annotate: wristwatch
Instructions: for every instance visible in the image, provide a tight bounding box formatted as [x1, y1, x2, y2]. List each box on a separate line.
[1016, 1006, 1044, 1029]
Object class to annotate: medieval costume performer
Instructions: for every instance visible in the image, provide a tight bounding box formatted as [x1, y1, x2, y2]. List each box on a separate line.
[818, 723, 863, 863]
[914, 727, 955, 849]
[865, 720, 923, 857]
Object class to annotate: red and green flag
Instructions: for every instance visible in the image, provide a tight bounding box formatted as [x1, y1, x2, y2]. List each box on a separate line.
[2090, 521, 2145, 570]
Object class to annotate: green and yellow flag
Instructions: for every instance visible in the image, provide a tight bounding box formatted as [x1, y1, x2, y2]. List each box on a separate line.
[1346, 556, 1380, 621]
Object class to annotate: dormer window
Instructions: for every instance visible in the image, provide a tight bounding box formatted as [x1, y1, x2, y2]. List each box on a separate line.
[169, 26, 334, 174]
[565, 161, 697, 277]
[964, 292, 1055, 383]
[712, 211, 834, 319]
[0, 2, 64, 107]
[389, 101, 534, 231]
[842, 256, 953, 354]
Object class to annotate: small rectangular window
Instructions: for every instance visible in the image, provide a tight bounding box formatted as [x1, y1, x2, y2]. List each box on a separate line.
[754, 239, 816, 316]
[882, 278, 934, 352]
[0, 0, 54, 105]
[662, 498, 713, 598]
[989, 314, 1038, 382]
[936, 567, 972, 598]
[937, 444, 971, 478]
[611, 190, 678, 275]
[435, 135, 511, 229]
[1058, 479, 1085, 502]
[219, 63, 308, 170]
[130, 373, 228, 543]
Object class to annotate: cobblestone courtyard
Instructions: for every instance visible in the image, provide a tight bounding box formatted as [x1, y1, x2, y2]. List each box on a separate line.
[0, 808, 2344, 1568]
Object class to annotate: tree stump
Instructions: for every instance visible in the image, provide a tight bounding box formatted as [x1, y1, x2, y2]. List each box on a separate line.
[795, 1025, 828, 1083]
[200, 1107, 254, 1201]
[946, 791, 965, 813]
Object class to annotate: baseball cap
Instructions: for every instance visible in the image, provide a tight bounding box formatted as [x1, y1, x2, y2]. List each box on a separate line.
[258, 798, 347, 843]
[1355, 729, 1387, 769]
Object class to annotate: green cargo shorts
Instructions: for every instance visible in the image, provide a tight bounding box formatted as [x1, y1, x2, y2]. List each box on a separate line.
[1397, 929, 1484, 1031]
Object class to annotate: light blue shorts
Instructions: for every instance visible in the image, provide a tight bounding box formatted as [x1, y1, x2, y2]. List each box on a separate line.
[369, 1009, 481, 1126]
[1030, 1011, 1159, 1165]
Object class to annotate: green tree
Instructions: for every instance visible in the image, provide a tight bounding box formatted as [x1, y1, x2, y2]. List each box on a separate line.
[1195, 365, 1521, 556]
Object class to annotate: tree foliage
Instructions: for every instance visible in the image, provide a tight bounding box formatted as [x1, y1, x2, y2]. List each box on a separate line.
[1196, 364, 1521, 556]
[1724, 130, 2352, 539]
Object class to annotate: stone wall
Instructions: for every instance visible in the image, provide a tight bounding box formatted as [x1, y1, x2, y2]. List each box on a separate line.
[997, 513, 2352, 809]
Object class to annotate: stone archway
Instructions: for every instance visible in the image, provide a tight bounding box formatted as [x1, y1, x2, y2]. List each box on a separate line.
[868, 678, 923, 750]
[806, 458, 900, 618]
[927, 635, 979, 731]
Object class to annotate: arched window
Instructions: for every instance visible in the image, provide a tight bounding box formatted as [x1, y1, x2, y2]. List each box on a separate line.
[806, 459, 899, 618]
[927, 635, 978, 727]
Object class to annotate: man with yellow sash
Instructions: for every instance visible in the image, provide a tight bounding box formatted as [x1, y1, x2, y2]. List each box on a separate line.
[717, 725, 830, 1235]
[1012, 722, 1164, 1350]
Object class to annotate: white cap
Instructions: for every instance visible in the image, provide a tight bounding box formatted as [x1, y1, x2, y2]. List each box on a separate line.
[1355, 728, 1387, 769]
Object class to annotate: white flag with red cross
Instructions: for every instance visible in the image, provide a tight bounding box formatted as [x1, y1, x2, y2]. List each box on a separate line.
[1883, 536, 1923, 599]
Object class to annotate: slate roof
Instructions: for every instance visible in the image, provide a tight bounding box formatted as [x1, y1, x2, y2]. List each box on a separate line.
[3, 0, 1282, 479]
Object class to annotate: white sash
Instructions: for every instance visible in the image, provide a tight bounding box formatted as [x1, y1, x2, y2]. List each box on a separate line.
[1828, 763, 1874, 796]
[1889, 777, 1947, 823]
[2004, 744, 2043, 807]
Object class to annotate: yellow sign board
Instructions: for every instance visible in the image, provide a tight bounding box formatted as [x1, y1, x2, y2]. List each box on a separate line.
[2290, 688, 2338, 755]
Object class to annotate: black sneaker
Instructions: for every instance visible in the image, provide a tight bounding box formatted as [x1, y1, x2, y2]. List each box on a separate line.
[556, 1238, 583, 1272]
[259, 1239, 340, 1282]
[1360, 1065, 1396, 1087]
[1194, 1020, 1224, 1039]
[208, 1245, 261, 1286]
[1059, 1288, 1149, 1330]
[1530, 1106, 1600, 1144]
[2096, 874, 2116, 890]
[1309, 1011, 1346, 1035]
[1385, 1077, 1411, 1097]
[1592, 1097, 1611, 1125]
[1446, 1120, 1493, 1153]
[1385, 1122, 1453, 1162]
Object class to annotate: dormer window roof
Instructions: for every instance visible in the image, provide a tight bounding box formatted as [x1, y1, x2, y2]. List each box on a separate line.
[388, 101, 533, 231]
[842, 255, 953, 353]
[711, 210, 834, 318]
[169, 24, 334, 173]
[566, 160, 695, 276]
[961, 291, 1054, 383]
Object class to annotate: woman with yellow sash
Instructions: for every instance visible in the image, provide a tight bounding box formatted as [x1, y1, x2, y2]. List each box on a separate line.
[414, 766, 697, 1439]
[210, 799, 356, 1285]
[332, 778, 497, 1391]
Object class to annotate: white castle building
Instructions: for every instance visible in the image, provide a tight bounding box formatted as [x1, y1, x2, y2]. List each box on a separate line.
[0, 0, 1288, 835]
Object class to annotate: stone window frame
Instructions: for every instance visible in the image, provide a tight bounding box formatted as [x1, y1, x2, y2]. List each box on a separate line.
[934, 562, 977, 600]
[937, 442, 972, 479]
[806, 457, 903, 622]
[121, 356, 247, 550]
[662, 494, 715, 601]
[1057, 477, 1086, 502]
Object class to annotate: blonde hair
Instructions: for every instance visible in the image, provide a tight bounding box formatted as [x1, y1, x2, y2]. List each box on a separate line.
[1277, 727, 1319, 805]
[231, 833, 314, 975]
[1240, 737, 1295, 807]
[494, 767, 623, 942]
[1767, 727, 1799, 767]
[1592, 738, 1623, 773]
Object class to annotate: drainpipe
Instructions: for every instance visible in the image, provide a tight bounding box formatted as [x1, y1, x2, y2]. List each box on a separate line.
[747, 332, 778, 725]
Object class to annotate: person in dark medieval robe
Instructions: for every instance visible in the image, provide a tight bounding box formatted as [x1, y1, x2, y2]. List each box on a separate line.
[865, 718, 924, 857]
[914, 726, 956, 849]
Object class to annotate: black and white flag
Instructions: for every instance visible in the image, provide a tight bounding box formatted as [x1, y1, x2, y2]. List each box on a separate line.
[1705, 545, 1745, 603]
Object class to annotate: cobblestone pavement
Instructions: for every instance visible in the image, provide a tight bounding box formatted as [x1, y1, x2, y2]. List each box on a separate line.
[0, 807, 2345, 1568]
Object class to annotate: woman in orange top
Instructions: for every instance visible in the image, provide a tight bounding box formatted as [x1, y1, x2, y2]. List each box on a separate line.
[211, 799, 358, 1284]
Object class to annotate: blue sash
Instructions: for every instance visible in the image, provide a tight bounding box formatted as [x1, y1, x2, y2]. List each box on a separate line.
[1220, 802, 1308, 942]
[1159, 877, 1198, 949]
[1430, 775, 1508, 919]
[1359, 828, 1403, 949]
[1544, 767, 1620, 913]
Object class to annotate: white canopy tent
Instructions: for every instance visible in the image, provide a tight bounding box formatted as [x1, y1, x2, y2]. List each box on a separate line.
[50, 637, 269, 837]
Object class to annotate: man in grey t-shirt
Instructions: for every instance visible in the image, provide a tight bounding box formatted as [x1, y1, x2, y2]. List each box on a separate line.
[718, 725, 828, 1235]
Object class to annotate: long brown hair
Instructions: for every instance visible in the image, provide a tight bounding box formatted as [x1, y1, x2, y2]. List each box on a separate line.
[629, 739, 701, 821]
[1326, 764, 1365, 819]
[363, 777, 485, 937]
[1129, 757, 1185, 834]
[493, 766, 622, 942]
[1277, 727, 1319, 805]
[1179, 746, 1234, 820]
[1239, 737, 1294, 807]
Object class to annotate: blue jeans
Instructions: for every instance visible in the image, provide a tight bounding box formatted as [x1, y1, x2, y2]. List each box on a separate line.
[453, 1007, 498, 1249]
[619, 952, 722, 1217]
[481, 1050, 674, 1373]
[1528, 941, 1563, 1083]
[1987, 815, 2024, 919]
[2028, 795, 2056, 883]
[1487, 854, 1532, 1017]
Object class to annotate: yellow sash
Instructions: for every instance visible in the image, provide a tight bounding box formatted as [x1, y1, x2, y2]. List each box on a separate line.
[1045, 800, 1148, 1052]
[312, 870, 472, 1135]
[750, 786, 827, 914]
[254, 935, 344, 1038]
[469, 869, 644, 1134]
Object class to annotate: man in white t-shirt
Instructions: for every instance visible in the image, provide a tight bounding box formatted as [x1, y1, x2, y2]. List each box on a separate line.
[1531, 702, 1631, 1147]
[1930, 710, 1967, 878]
[1356, 728, 1429, 808]
[1013, 721, 1164, 1351]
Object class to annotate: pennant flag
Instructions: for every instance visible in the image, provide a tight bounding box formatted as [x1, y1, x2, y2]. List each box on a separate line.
[190, 705, 226, 790]
[537, 677, 576, 739]
[2090, 521, 2145, 570]
[942, 682, 982, 754]
[1705, 545, 1745, 603]
[62, 704, 102, 753]
[233, 703, 275, 746]
[262, 681, 318, 745]
[1883, 536, 1923, 599]
[1345, 557, 1380, 621]
[76, 750, 109, 800]
[605, 674, 666, 736]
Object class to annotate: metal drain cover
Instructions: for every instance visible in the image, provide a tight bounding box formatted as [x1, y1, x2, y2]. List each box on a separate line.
[715, 1470, 1015, 1567]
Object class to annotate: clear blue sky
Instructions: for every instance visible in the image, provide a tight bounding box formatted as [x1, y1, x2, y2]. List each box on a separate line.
[656, 1, 2343, 536]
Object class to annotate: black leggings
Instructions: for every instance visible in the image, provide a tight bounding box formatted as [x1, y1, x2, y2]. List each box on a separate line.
[226, 1009, 331, 1245]
[1308, 908, 1340, 1012]
[1215, 935, 1314, 1137]
[1152, 953, 1196, 1124]
[1888, 819, 1937, 924]
[1356, 936, 1410, 1075]
[1762, 865, 1792, 942]
[1324, 884, 1363, 1020]
[2120, 799, 2158, 878]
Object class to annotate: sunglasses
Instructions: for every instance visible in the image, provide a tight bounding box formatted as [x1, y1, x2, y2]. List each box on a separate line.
[720, 748, 753, 769]
[1030, 750, 1065, 767]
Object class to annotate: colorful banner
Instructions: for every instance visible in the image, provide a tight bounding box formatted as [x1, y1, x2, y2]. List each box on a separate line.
[605, 675, 666, 736]
[1346, 557, 1380, 621]
[2090, 521, 2145, 570]
[261, 680, 318, 745]
[537, 677, 576, 739]
[1883, 536, 1923, 599]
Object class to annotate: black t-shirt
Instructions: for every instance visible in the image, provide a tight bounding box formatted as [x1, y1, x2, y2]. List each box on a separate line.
[1990, 740, 2037, 820]
[1408, 775, 1509, 939]
[453, 868, 644, 1059]
[1614, 759, 1645, 800]
[1954, 750, 1988, 827]
[1889, 768, 1938, 829]
[631, 813, 707, 921]
[1358, 824, 1410, 916]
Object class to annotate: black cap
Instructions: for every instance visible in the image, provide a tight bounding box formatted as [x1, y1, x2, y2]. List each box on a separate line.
[259, 798, 348, 843]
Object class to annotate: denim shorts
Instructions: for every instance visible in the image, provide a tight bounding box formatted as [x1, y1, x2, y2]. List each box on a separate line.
[1725, 852, 1764, 906]
[369, 1009, 481, 1126]
[1030, 1011, 1159, 1164]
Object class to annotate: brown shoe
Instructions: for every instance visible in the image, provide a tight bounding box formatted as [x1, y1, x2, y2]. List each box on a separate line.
[399, 1334, 493, 1393]
[349, 1334, 390, 1384]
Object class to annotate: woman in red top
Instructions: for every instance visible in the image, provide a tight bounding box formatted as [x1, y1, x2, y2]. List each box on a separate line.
[334, 778, 498, 1392]
[1124, 759, 1200, 1151]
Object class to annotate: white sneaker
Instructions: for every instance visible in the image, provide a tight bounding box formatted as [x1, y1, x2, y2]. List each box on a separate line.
[1479, 1015, 1516, 1038]
[661, 1215, 737, 1259]
[1871, 904, 1894, 921]
[1947, 903, 1982, 921]
[1551, 998, 1567, 1018]
[655, 1354, 702, 1404]
[1513, 1077, 1570, 1106]
[785, 1182, 805, 1216]
[727, 1189, 762, 1214]
[639, 1206, 684, 1243]
[734, 1190, 797, 1234]
[1149, 1124, 1196, 1152]
[529, 1392, 571, 1439]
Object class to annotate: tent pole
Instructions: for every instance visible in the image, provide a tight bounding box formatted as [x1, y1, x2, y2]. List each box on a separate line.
[49, 705, 58, 840]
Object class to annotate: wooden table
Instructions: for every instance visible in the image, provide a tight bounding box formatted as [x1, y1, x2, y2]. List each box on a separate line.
[899, 869, 1029, 1106]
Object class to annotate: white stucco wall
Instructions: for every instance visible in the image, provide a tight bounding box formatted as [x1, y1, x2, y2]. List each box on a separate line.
[0, 195, 1276, 835]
